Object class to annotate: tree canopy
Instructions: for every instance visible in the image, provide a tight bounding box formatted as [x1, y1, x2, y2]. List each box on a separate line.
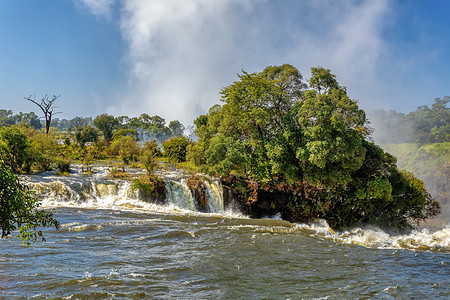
[186, 64, 441, 229]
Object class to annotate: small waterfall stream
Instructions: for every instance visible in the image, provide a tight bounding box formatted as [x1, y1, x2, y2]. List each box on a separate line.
[163, 174, 197, 211]
[23, 167, 225, 213]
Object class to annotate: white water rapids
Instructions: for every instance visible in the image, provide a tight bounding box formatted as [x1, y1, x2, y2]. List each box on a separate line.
[1, 165, 449, 298]
[20, 166, 450, 253]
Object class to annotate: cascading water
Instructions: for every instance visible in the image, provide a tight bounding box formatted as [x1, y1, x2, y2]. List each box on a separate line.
[4, 165, 449, 299]
[163, 173, 197, 211]
[203, 177, 224, 213]
[18, 165, 450, 253]
[23, 166, 225, 214]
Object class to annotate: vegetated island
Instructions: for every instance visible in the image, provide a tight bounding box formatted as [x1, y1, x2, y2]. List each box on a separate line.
[1, 65, 445, 239]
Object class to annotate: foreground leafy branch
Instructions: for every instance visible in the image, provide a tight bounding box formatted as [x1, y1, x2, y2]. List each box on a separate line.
[0, 161, 60, 245]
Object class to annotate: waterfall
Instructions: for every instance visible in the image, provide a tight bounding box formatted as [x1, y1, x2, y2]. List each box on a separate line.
[161, 172, 224, 213]
[24, 169, 225, 213]
[163, 176, 197, 211]
[203, 177, 224, 213]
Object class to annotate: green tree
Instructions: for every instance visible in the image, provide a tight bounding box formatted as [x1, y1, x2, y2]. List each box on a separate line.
[408, 97, 449, 143]
[0, 109, 16, 126]
[169, 120, 185, 137]
[75, 125, 99, 147]
[295, 67, 368, 187]
[15, 112, 43, 130]
[187, 65, 307, 181]
[329, 141, 440, 229]
[163, 136, 190, 163]
[308, 66, 340, 94]
[0, 126, 32, 172]
[111, 135, 140, 165]
[190, 64, 440, 230]
[0, 161, 59, 245]
[142, 114, 171, 141]
[140, 140, 161, 173]
[18, 124, 60, 172]
[93, 114, 119, 142]
[112, 128, 139, 141]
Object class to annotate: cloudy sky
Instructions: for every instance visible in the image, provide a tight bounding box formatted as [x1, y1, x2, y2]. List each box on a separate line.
[0, 0, 449, 126]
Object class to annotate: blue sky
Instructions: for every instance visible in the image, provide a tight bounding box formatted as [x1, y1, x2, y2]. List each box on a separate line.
[0, 0, 449, 126]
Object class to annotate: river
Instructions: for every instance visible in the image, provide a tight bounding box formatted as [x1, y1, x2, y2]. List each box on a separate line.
[0, 167, 449, 299]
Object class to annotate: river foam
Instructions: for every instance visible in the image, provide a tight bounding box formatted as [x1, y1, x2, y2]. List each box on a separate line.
[22, 169, 450, 253]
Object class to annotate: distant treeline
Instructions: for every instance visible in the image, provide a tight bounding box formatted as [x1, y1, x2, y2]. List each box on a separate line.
[0, 110, 186, 144]
[368, 97, 449, 144]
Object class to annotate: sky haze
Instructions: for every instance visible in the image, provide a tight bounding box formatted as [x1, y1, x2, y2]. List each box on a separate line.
[1, 0, 449, 126]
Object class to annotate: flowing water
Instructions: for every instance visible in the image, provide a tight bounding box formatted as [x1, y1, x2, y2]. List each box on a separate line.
[0, 167, 449, 299]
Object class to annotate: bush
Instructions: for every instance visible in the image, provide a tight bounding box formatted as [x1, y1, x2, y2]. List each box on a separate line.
[132, 174, 166, 202]
[162, 136, 189, 163]
[0, 126, 32, 172]
[111, 136, 140, 165]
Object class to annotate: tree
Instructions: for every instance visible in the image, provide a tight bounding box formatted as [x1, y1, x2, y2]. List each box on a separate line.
[308, 66, 340, 94]
[0, 109, 15, 127]
[169, 120, 185, 137]
[163, 136, 190, 163]
[111, 135, 140, 165]
[18, 124, 60, 172]
[189, 64, 306, 181]
[140, 140, 161, 173]
[93, 114, 119, 142]
[0, 161, 59, 245]
[329, 140, 441, 229]
[112, 128, 139, 141]
[188, 64, 440, 230]
[0, 126, 31, 173]
[75, 125, 98, 147]
[370, 96, 449, 144]
[141, 114, 171, 142]
[24, 94, 60, 135]
[295, 67, 368, 187]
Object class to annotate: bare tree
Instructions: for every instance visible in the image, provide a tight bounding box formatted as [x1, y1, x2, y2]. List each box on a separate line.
[24, 94, 60, 134]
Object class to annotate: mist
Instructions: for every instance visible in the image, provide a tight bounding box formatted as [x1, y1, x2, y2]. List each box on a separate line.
[89, 0, 391, 126]
[368, 104, 449, 227]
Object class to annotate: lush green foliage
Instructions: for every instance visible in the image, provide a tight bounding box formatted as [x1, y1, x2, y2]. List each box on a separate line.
[112, 128, 139, 141]
[131, 174, 166, 202]
[168, 120, 185, 137]
[75, 125, 99, 147]
[93, 114, 119, 142]
[0, 161, 59, 245]
[187, 64, 441, 229]
[0, 126, 31, 172]
[140, 140, 161, 173]
[0, 110, 42, 129]
[369, 96, 449, 144]
[111, 135, 140, 165]
[163, 136, 190, 163]
[0, 124, 72, 173]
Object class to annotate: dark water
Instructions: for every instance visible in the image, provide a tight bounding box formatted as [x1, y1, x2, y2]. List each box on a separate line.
[1, 207, 449, 299]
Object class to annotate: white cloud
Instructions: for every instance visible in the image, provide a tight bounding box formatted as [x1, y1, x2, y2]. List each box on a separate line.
[113, 0, 265, 125]
[80, 0, 392, 125]
[76, 0, 115, 18]
[282, 0, 390, 110]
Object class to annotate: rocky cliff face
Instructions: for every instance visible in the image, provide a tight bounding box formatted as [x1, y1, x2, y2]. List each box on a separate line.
[222, 175, 327, 224]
